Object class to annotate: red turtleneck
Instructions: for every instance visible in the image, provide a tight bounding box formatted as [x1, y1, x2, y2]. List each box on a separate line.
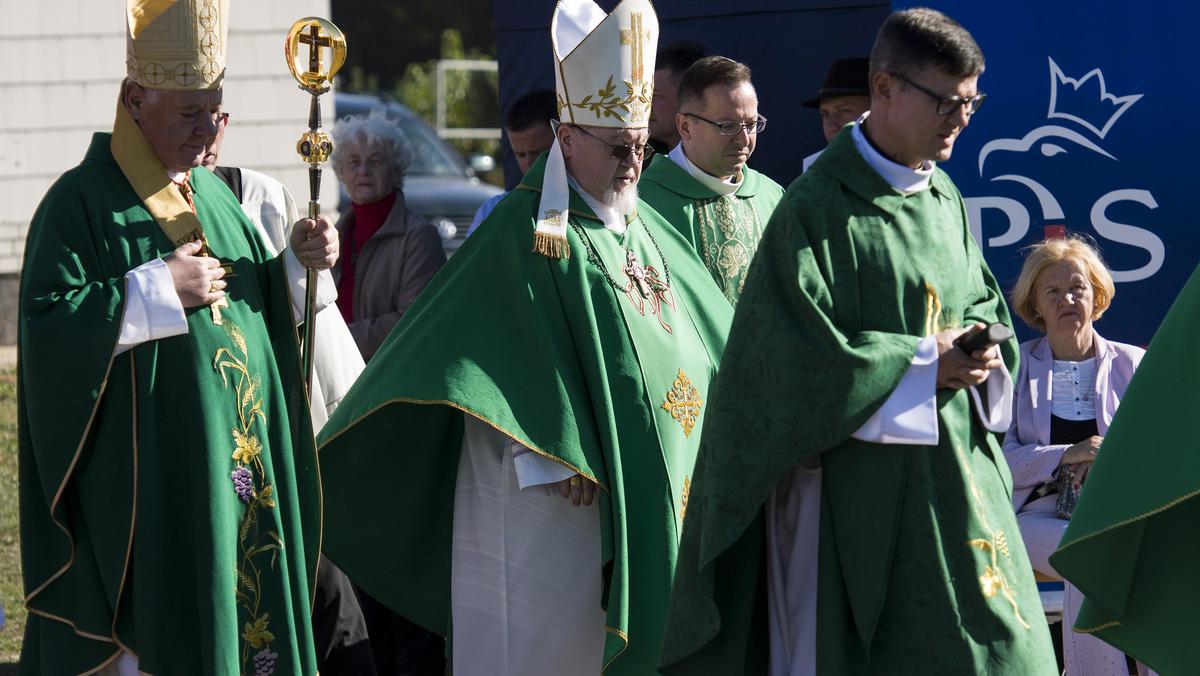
[337, 191, 397, 323]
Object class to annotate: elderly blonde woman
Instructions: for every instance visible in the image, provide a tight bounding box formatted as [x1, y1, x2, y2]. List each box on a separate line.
[332, 109, 446, 361]
[1003, 236, 1150, 676]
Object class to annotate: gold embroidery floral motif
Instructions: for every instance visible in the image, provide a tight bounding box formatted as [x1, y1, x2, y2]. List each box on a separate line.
[717, 241, 749, 281]
[571, 75, 653, 122]
[661, 369, 703, 437]
[215, 321, 285, 672]
[696, 196, 764, 304]
[953, 443, 1030, 629]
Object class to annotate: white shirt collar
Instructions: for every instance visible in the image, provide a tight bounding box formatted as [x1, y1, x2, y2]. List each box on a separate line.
[667, 144, 741, 196]
[566, 173, 627, 235]
[167, 169, 187, 183]
[850, 112, 935, 194]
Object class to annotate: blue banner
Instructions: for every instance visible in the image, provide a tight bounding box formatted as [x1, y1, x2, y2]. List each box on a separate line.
[914, 2, 1199, 345]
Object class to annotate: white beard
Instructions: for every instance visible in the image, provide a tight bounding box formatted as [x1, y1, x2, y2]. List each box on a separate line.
[602, 183, 639, 216]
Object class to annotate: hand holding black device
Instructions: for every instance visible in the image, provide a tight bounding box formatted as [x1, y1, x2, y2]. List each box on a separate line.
[957, 322, 1013, 354]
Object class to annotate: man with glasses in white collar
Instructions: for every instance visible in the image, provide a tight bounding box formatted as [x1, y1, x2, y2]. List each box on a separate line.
[662, 7, 1057, 675]
[639, 56, 783, 305]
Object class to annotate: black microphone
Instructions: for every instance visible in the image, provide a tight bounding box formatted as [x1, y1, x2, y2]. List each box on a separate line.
[958, 322, 1014, 354]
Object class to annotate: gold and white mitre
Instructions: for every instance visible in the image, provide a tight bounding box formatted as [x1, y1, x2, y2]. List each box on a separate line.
[126, 0, 229, 90]
[535, 0, 659, 259]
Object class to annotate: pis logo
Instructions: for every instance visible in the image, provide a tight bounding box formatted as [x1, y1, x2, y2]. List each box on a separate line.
[964, 57, 1162, 283]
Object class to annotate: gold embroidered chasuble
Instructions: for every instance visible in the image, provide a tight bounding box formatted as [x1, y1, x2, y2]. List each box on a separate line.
[18, 128, 320, 675]
[638, 153, 784, 305]
[316, 153, 733, 676]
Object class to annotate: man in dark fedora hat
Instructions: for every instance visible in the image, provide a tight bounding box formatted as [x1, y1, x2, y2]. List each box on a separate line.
[802, 56, 870, 171]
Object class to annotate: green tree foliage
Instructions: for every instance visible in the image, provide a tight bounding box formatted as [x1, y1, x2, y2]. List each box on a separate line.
[395, 30, 499, 130]
[331, 0, 495, 91]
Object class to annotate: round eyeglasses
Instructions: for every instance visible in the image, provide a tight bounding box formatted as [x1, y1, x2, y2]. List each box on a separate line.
[683, 113, 767, 136]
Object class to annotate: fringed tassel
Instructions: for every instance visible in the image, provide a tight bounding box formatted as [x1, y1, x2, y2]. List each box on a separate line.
[532, 231, 571, 260]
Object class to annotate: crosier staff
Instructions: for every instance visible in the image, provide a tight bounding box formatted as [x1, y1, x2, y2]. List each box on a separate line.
[284, 17, 346, 393]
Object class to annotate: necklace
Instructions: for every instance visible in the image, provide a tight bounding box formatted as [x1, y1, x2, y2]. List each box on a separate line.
[568, 216, 672, 296]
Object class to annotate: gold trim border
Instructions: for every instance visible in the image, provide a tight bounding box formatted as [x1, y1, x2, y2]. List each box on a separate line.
[602, 624, 630, 674]
[317, 397, 606, 491]
[23, 344, 118, 617]
[1053, 489, 1200, 556]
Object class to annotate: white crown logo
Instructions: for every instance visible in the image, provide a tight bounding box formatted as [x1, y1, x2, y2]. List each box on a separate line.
[1046, 57, 1142, 139]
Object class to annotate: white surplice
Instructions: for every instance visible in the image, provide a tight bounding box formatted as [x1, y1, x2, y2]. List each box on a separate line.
[450, 415, 606, 675]
[766, 115, 1013, 676]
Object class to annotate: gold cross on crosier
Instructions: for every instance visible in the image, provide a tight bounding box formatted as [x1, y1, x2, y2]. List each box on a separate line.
[619, 13, 651, 83]
[298, 23, 333, 75]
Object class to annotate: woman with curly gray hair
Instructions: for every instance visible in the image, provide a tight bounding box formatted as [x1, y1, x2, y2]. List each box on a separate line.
[332, 108, 445, 361]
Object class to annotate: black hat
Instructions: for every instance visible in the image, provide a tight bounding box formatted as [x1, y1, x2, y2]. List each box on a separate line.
[802, 57, 870, 108]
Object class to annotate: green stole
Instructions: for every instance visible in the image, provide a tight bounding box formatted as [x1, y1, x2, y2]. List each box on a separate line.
[660, 130, 1057, 675]
[638, 154, 784, 305]
[19, 117, 319, 675]
[1050, 265, 1200, 673]
[317, 155, 732, 674]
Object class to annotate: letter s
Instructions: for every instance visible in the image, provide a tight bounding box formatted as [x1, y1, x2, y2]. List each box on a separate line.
[1090, 189, 1164, 283]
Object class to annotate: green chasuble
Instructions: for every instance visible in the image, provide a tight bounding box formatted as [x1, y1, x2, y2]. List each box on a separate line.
[660, 131, 1056, 674]
[316, 155, 732, 675]
[19, 129, 320, 675]
[638, 154, 783, 305]
[1049, 265, 1200, 674]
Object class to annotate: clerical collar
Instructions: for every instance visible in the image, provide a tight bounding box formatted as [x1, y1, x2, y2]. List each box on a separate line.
[668, 144, 741, 196]
[566, 174, 628, 235]
[851, 113, 934, 194]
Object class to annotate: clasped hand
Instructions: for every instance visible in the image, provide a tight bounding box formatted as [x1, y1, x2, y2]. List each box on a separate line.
[1060, 435, 1103, 488]
[164, 240, 225, 308]
[935, 322, 1004, 390]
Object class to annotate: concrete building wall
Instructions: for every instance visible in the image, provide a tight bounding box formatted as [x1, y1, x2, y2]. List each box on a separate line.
[0, 0, 339, 344]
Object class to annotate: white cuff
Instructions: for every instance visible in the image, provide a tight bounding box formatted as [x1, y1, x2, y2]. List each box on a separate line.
[509, 438, 576, 492]
[968, 359, 1013, 433]
[115, 258, 188, 356]
[284, 247, 338, 323]
[852, 335, 939, 445]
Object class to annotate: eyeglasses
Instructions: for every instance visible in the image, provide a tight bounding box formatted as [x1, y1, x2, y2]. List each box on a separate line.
[892, 73, 986, 116]
[570, 125, 647, 162]
[217, 112, 230, 125]
[684, 113, 767, 136]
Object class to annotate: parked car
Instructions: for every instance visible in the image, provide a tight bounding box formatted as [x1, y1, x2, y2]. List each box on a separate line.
[334, 92, 502, 255]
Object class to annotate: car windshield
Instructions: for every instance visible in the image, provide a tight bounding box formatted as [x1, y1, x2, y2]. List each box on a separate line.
[392, 114, 466, 178]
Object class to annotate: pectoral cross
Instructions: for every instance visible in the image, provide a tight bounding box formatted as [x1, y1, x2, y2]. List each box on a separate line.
[624, 248, 654, 299]
[299, 23, 333, 76]
[619, 12, 651, 83]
